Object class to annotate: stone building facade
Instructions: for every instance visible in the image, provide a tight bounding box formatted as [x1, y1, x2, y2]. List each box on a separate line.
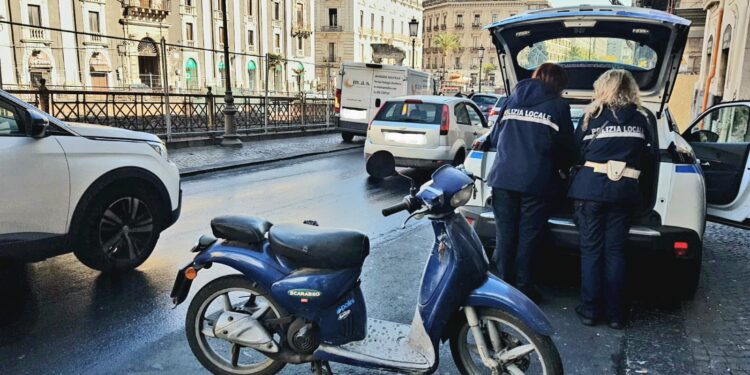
[0, 0, 318, 94]
[422, 0, 549, 94]
[313, 0, 423, 91]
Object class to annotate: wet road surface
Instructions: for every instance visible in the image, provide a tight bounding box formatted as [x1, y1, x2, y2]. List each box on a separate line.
[2, 149, 749, 374]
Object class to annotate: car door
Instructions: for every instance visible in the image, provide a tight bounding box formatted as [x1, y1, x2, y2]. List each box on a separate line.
[454, 102, 476, 145]
[466, 102, 490, 140]
[0, 98, 70, 247]
[683, 102, 750, 228]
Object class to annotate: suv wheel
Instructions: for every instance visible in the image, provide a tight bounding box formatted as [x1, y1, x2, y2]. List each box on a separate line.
[452, 148, 466, 166]
[341, 132, 355, 142]
[73, 186, 163, 272]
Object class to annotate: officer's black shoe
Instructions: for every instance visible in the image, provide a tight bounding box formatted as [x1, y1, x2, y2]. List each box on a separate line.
[607, 320, 625, 330]
[575, 305, 596, 326]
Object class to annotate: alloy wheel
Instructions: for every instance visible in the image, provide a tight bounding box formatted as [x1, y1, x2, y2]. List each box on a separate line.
[98, 197, 155, 261]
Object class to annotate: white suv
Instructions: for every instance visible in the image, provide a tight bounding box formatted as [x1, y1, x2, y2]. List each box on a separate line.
[0, 90, 181, 272]
[364, 96, 490, 177]
[459, 6, 750, 298]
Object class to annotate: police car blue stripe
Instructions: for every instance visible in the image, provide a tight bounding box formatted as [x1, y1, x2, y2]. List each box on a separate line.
[675, 165, 699, 174]
[469, 151, 484, 159]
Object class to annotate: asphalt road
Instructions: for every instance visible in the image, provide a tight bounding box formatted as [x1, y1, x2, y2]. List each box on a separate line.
[1, 149, 749, 375]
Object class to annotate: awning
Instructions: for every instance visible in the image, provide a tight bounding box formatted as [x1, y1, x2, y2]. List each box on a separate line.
[247, 60, 256, 71]
[186, 58, 197, 70]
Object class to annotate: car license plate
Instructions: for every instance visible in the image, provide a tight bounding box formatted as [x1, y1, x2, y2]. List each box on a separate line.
[384, 131, 426, 145]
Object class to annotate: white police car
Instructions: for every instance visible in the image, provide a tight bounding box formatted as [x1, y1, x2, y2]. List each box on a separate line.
[459, 6, 750, 298]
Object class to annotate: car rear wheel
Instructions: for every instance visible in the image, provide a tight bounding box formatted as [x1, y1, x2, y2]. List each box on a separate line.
[341, 132, 354, 142]
[670, 251, 702, 300]
[73, 186, 163, 272]
[453, 148, 467, 166]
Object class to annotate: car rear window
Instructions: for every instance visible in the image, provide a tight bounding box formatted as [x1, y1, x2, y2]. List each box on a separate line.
[493, 97, 507, 109]
[471, 95, 499, 107]
[374, 101, 443, 124]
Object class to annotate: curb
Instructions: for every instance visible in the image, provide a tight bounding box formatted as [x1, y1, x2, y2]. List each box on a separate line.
[179, 144, 362, 177]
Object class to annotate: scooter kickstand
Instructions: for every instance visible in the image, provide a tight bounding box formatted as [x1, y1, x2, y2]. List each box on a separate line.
[311, 360, 333, 375]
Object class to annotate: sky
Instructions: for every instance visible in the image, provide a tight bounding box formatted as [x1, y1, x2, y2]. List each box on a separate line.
[550, 0, 634, 6]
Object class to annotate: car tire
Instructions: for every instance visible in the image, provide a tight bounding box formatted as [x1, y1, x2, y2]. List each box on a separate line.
[452, 148, 466, 166]
[73, 185, 164, 272]
[341, 132, 354, 142]
[670, 250, 702, 300]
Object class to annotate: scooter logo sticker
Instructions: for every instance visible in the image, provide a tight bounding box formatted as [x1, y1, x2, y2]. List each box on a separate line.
[337, 298, 355, 320]
[288, 289, 321, 298]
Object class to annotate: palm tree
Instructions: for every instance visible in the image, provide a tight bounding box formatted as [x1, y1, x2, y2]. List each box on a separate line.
[433, 33, 460, 70]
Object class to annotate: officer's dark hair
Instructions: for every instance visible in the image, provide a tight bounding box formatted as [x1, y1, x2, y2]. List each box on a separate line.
[532, 63, 568, 96]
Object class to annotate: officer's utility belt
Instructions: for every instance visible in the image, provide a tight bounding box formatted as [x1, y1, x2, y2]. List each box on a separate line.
[584, 161, 641, 181]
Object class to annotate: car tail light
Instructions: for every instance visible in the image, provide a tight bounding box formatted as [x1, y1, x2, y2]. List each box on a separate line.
[440, 104, 450, 135]
[368, 104, 383, 131]
[334, 89, 341, 113]
[465, 217, 475, 226]
[489, 108, 497, 117]
[674, 241, 688, 257]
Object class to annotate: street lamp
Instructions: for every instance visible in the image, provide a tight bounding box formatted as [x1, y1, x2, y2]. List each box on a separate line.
[220, 0, 242, 147]
[477, 46, 485, 93]
[408, 18, 419, 69]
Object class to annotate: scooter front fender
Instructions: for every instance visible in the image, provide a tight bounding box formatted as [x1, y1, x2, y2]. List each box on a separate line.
[192, 242, 288, 294]
[465, 274, 554, 336]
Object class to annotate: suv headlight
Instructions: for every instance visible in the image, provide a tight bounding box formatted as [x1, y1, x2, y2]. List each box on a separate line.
[148, 141, 168, 160]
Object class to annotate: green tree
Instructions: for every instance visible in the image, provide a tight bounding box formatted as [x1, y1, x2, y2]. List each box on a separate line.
[566, 45, 585, 61]
[482, 63, 496, 75]
[433, 33, 460, 68]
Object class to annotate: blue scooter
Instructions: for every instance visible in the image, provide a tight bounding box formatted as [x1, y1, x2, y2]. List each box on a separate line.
[171, 165, 562, 374]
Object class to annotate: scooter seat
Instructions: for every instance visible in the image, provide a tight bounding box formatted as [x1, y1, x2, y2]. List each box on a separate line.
[269, 224, 369, 269]
[211, 215, 272, 243]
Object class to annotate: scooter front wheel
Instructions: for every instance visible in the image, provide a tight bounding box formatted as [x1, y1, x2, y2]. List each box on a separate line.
[449, 308, 563, 375]
[186, 275, 286, 375]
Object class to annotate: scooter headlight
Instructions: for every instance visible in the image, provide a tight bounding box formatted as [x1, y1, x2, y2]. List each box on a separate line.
[450, 184, 474, 208]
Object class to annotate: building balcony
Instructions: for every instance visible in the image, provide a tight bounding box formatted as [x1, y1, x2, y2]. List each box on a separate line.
[123, 0, 170, 21]
[180, 4, 197, 16]
[21, 26, 51, 44]
[320, 25, 343, 32]
[440, 24, 447, 30]
[292, 24, 313, 38]
[213, 9, 224, 20]
[184, 40, 196, 47]
[471, 22, 481, 29]
[455, 47, 465, 53]
[453, 64, 463, 69]
[455, 23, 464, 29]
[322, 56, 341, 63]
[272, 19, 283, 28]
[83, 33, 108, 46]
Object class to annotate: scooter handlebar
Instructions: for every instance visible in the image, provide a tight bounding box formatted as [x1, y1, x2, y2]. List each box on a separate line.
[382, 201, 410, 217]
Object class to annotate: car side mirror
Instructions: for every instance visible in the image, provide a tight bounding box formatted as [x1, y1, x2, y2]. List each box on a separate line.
[688, 129, 719, 143]
[27, 110, 49, 138]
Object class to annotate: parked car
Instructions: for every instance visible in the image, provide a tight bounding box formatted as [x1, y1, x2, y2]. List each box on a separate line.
[335, 62, 435, 142]
[0, 89, 181, 272]
[471, 93, 507, 120]
[364, 96, 490, 177]
[460, 6, 750, 299]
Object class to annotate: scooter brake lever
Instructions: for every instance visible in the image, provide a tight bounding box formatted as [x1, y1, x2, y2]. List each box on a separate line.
[400, 208, 428, 229]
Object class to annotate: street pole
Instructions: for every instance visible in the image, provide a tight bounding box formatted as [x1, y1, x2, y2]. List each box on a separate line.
[220, 0, 242, 147]
[411, 39, 416, 69]
[478, 55, 483, 93]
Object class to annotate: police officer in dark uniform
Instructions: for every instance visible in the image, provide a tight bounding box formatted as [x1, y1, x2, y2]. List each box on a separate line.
[568, 69, 652, 329]
[476, 63, 576, 301]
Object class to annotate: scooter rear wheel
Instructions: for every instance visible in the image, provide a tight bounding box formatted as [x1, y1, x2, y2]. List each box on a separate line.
[449, 308, 563, 375]
[186, 275, 286, 375]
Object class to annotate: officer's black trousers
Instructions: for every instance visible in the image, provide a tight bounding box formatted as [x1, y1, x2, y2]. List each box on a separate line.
[574, 200, 630, 321]
[491, 188, 548, 290]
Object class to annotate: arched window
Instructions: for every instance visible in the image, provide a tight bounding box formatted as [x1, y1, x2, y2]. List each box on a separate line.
[247, 59, 257, 92]
[185, 58, 198, 89]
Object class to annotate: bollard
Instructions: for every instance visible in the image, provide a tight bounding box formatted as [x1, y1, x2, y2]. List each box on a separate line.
[206, 87, 215, 131]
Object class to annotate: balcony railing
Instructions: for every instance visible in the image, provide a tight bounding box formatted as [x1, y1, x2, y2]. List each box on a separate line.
[22, 26, 50, 42]
[453, 64, 463, 69]
[440, 24, 447, 30]
[455, 23, 464, 29]
[185, 40, 196, 47]
[320, 25, 342, 32]
[471, 22, 481, 29]
[128, 0, 170, 11]
[180, 4, 197, 15]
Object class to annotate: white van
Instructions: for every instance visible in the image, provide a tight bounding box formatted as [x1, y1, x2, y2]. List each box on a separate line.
[334, 62, 435, 142]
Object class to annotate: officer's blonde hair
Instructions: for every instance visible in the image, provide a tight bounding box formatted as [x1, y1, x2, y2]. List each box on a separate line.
[582, 69, 641, 131]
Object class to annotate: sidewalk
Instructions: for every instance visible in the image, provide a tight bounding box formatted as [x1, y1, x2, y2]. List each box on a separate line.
[170, 133, 363, 176]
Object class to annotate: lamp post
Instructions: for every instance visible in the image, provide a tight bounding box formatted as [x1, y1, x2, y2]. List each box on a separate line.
[408, 18, 419, 69]
[477, 46, 485, 93]
[220, 0, 242, 147]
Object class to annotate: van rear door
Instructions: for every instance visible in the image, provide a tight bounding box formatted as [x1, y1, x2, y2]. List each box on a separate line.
[339, 65, 375, 133]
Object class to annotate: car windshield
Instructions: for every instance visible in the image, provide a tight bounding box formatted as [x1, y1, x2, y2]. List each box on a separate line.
[374, 101, 443, 124]
[493, 97, 508, 109]
[472, 95, 499, 107]
[517, 37, 658, 71]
